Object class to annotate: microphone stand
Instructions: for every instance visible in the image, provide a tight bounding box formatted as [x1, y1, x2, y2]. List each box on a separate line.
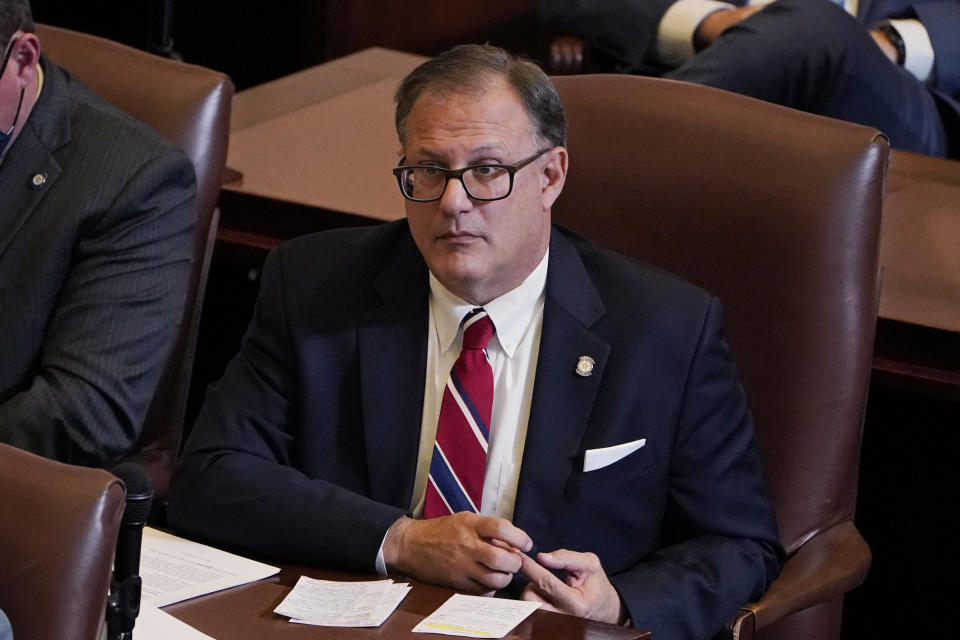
[147, 0, 181, 61]
[106, 463, 153, 640]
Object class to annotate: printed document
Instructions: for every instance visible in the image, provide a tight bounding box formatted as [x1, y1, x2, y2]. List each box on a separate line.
[135, 604, 215, 640]
[140, 527, 279, 606]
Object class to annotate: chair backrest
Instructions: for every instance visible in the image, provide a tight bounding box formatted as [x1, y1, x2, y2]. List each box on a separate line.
[36, 24, 233, 503]
[550, 72, 886, 614]
[0, 442, 125, 640]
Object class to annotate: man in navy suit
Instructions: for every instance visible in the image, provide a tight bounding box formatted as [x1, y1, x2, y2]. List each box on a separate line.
[541, 0, 960, 158]
[170, 44, 781, 640]
[0, 0, 195, 465]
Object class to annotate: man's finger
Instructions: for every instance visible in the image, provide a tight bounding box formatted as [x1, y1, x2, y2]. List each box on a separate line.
[518, 551, 580, 609]
[475, 515, 533, 552]
[518, 551, 561, 585]
[477, 543, 523, 575]
[520, 585, 560, 612]
[536, 549, 599, 573]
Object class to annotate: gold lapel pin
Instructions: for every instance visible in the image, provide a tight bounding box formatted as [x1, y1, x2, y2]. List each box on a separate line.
[575, 355, 595, 377]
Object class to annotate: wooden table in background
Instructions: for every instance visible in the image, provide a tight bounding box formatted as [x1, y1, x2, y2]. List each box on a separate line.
[218, 47, 426, 248]
[872, 150, 960, 395]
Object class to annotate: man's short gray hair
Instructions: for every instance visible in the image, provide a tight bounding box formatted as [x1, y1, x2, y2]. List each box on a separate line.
[394, 44, 567, 150]
[0, 0, 34, 52]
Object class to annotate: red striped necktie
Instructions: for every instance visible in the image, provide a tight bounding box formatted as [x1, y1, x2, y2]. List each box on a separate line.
[423, 308, 495, 518]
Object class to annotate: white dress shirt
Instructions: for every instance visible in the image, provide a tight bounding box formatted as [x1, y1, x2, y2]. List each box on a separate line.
[376, 251, 548, 574]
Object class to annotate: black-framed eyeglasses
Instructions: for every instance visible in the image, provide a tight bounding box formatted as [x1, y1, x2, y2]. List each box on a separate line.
[392, 148, 548, 202]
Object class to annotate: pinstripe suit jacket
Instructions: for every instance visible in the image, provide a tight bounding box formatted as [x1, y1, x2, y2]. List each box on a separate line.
[0, 58, 196, 465]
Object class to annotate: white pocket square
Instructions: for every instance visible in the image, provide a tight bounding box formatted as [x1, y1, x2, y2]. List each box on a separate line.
[583, 438, 647, 472]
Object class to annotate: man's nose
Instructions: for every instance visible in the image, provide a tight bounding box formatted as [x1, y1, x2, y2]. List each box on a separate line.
[438, 176, 473, 215]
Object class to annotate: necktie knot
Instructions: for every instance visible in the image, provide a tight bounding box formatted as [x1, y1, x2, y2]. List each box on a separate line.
[462, 309, 494, 351]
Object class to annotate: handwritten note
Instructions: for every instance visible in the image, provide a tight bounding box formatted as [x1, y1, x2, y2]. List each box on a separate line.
[274, 576, 410, 627]
[412, 594, 540, 638]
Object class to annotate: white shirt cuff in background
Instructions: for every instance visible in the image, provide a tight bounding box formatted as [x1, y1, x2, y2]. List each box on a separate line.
[657, 0, 736, 67]
[886, 19, 935, 83]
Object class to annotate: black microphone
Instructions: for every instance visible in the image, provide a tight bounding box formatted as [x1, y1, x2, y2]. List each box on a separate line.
[107, 463, 153, 640]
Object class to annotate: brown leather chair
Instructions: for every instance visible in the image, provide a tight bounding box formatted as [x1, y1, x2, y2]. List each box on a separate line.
[0, 442, 125, 640]
[35, 24, 234, 507]
[550, 74, 887, 640]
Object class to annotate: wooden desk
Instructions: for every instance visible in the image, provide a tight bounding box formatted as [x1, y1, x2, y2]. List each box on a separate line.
[163, 566, 649, 640]
[218, 48, 426, 248]
[872, 150, 960, 393]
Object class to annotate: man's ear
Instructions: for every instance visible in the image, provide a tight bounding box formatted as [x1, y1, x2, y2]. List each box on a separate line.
[10, 32, 41, 86]
[540, 146, 568, 211]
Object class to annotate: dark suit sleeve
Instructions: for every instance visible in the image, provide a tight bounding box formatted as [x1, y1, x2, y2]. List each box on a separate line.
[168, 247, 409, 572]
[610, 299, 782, 640]
[539, 0, 682, 71]
[910, 1, 960, 96]
[0, 151, 195, 466]
[539, 0, 752, 72]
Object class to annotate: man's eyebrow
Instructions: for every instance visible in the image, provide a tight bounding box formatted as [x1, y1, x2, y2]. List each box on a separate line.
[469, 145, 507, 159]
[406, 145, 509, 165]
[410, 149, 445, 161]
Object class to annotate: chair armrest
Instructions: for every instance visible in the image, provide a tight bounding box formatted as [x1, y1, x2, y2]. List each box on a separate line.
[729, 520, 871, 638]
[550, 35, 588, 75]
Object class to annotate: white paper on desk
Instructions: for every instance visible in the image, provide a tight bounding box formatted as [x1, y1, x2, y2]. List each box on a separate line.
[140, 527, 279, 607]
[292, 581, 410, 627]
[412, 593, 540, 638]
[135, 604, 216, 640]
[276, 576, 410, 627]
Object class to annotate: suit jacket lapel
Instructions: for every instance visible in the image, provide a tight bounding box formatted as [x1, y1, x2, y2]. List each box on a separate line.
[0, 58, 67, 260]
[358, 231, 430, 510]
[513, 229, 610, 547]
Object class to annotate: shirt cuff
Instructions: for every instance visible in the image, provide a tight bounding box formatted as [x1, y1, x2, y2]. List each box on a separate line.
[885, 19, 934, 82]
[657, 0, 737, 68]
[374, 527, 393, 577]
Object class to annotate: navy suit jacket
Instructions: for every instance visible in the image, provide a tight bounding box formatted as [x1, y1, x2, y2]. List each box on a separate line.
[170, 220, 781, 640]
[0, 59, 195, 464]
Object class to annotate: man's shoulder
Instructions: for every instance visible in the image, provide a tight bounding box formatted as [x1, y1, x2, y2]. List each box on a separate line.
[43, 60, 191, 172]
[269, 221, 421, 295]
[558, 226, 713, 310]
[279, 220, 414, 265]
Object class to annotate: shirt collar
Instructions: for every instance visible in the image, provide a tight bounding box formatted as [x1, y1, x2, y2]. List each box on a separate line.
[34, 60, 44, 101]
[429, 250, 549, 358]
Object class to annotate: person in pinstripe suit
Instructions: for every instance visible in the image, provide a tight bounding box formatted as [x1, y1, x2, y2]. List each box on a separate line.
[0, 0, 196, 465]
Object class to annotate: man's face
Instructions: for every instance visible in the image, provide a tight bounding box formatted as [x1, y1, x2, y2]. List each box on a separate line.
[402, 76, 565, 305]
